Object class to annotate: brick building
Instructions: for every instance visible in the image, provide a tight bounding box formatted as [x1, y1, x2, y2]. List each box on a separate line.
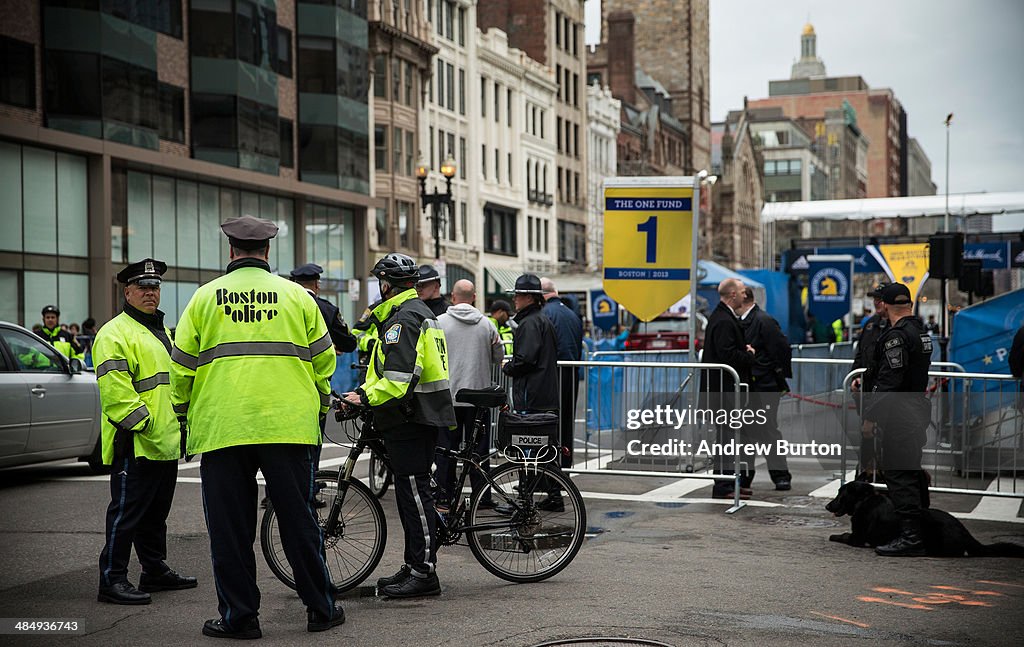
[0, 0, 376, 327]
[600, 0, 710, 174]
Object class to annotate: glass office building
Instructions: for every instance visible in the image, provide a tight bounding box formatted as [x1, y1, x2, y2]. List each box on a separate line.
[0, 1, 373, 328]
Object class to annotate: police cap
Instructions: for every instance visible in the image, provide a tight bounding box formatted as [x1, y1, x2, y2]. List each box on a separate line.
[866, 281, 891, 298]
[221, 214, 278, 249]
[879, 282, 912, 305]
[508, 274, 544, 295]
[290, 263, 324, 281]
[417, 264, 441, 284]
[117, 258, 167, 286]
[41, 304, 60, 316]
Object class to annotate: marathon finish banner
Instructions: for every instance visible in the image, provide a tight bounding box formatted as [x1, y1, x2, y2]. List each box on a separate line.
[806, 256, 854, 325]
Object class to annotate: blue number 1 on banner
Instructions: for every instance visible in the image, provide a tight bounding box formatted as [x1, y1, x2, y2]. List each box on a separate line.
[637, 216, 657, 263]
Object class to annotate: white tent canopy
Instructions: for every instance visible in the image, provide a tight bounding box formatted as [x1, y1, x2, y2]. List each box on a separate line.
[761, 191, 1024, 222]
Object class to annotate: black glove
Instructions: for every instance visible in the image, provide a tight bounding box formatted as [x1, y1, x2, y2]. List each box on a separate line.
[110, 418, 135, 465]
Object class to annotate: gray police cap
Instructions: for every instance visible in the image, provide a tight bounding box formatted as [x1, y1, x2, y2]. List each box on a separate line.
[221, 215, 279, 249]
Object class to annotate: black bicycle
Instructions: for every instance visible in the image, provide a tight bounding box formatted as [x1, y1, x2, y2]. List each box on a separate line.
[260, 386, 587, 591]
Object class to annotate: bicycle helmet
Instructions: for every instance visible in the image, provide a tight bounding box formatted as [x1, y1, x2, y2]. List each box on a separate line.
[372, 253, 419, 287]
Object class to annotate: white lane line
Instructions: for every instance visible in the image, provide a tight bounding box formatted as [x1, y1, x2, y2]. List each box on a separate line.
[809, 471, 858, 499]
[578, 490, 782, 507]
[641, 477, 713, 498]
[968, 477, 1022, 520]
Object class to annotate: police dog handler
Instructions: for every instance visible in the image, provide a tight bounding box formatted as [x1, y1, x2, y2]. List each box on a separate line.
[95, 259, 196, 605]
[170, 215, 343, 638]
[342, 253, 456, 599]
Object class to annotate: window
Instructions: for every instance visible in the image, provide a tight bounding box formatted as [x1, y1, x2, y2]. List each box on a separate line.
[444, 0, 453, 39]
[481, 144, 486, 178]
[480, 76, 486, 117]
[558, 220, 586, 263]
[556, 116, 562, 152]
[375, 125, 387, 171]
[398, 199, 410, 247]
[555, 64, 561, 101]
[573, 124, 579, 158]
[158, 83, 185, 143]
[437, 128, 445, 167]
[507, 88, 512, 126]
[0, 36, 35, 109]
[104, 0, 183, 38]
[279, 118, 293, 167]
[44, 50, 101, 119]
[373, 54, 387, 98]
[191, 0, 235, 59]
[393, 126, 403, 175]
[2, 328, 63, 373]
[298, 36, 336, 94]
[764, 160, 776, 176]
[457, 7, 466, 46]
[437, 58, 444, 106]
[494, 148, 500, 183]
[102, 56, 159, 131]
[375, 206, 389, 248]
[507, 153, 512, 184]
[191, 93, 236, 150]
[446, 62, 454, 110]
[275, 27, 292, 77]
[393, 58, 402, 103]
[572, 73, 578, 106]
[405, 130, 414, 176]
[458, 136, 466, 179]
[790, 159, 802, 174]
[484, 204, 517, 255]
[298, 124, 337, 175]
[493, 82, 499, 122]
[460, 202, 467, 244]
[446, 132, 454, 168]
[404, 61, 414, 106]
[458, 68, 465, 114]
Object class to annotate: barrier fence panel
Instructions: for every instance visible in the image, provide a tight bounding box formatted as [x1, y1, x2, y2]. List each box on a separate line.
[557, 359, 749, 512]
[842, 370, 1022, 499]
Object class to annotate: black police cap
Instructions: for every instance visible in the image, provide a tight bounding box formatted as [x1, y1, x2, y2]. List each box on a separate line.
[417, 264, 441, 284]
[117, 258, 167, 286]
[508, 274, 544, 295]
[41, 304, 60, 316]
[866, 281, 891, 298]
[880, 282, 912, 305]
[290, 263, 324, 281]
[221, 215, 278, 250]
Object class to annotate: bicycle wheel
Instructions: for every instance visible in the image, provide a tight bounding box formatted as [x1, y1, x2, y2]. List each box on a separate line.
[467, 462, 586, 583]
[367, 450, 392, 499]
[260, 470, 387, 592]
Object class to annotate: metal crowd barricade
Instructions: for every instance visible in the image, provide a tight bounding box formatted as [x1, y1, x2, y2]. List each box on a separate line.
[841, 369, 1022, 500]
[557, 358, 749, 513]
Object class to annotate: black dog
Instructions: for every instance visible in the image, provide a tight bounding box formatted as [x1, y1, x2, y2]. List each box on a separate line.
[825, 480, 1024, 557]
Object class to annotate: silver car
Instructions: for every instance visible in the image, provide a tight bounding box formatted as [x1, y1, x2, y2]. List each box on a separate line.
[0, 321, 103, 472]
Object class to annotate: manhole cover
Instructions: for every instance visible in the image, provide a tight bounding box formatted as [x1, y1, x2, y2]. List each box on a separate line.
[747, 514, 840, 528]
[529, 639, 676, 647]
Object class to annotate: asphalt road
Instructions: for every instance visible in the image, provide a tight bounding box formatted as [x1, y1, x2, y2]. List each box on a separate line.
[1, 451, 1022, 647]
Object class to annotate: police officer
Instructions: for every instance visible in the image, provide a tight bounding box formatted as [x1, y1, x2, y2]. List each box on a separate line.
[94, 259, 196, 605]
[290, 263, 358, 354]
[38, 305, 82, 359]
[852, 281, 890, 474]
[415, 264, 451, 316]
[170, 215, 343, 638]
[862, 283, 933, 557]
[488, 299, 515, 354]
[342, 253, 456, 599]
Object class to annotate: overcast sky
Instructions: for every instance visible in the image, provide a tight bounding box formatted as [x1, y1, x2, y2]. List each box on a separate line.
[584, 0, 1024, 230]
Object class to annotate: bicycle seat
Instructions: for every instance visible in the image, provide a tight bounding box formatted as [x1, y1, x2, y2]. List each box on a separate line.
[455, 386, 507, 408]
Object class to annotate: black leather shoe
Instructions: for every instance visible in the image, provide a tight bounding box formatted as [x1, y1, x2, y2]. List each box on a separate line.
[307, 603, 345, 632]
[202, 618, 262, 640]
[381, 571, 441, 598]
[140, 569, 198, 592]
[536, 495, 565, 512]
[97, 581, 151, 605]
[376, 565, 411, 588]
[774, 480, 792, 491]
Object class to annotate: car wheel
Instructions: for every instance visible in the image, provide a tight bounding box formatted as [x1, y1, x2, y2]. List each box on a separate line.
[84, 439, 110, 475]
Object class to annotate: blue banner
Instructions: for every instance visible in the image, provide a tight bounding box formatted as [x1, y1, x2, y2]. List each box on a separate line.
[807, 258, 853, 324]
[591, 290, 619, 332]
[964, 242, 1011, 270]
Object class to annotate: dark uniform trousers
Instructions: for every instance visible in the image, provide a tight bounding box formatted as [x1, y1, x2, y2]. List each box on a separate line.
[742, 389, 792, 487]
[200, 444, 333, 628]
[382, 424, 439, 574]
[435, 407, 491, 505]
[881, 400, 931, 518]
[99, 456, 178, 586]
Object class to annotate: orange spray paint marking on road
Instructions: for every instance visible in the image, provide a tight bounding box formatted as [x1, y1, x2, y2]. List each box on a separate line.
[872, 587, 916, 595]
[976, 580, 1024, 589]
[858, 596, 933, 611]
[931, 585, 1003, 597]
[809, 611, 870, 628]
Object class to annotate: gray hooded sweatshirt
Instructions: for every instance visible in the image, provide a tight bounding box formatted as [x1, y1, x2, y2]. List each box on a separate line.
[437, 303, 504, 406]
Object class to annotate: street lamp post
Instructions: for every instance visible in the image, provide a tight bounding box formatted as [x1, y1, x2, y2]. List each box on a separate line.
[416, 156, 457, 262]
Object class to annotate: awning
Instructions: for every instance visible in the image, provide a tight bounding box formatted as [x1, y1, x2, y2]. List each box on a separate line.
[696, 260, 764, 289]
[484, 267, 522, 294]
